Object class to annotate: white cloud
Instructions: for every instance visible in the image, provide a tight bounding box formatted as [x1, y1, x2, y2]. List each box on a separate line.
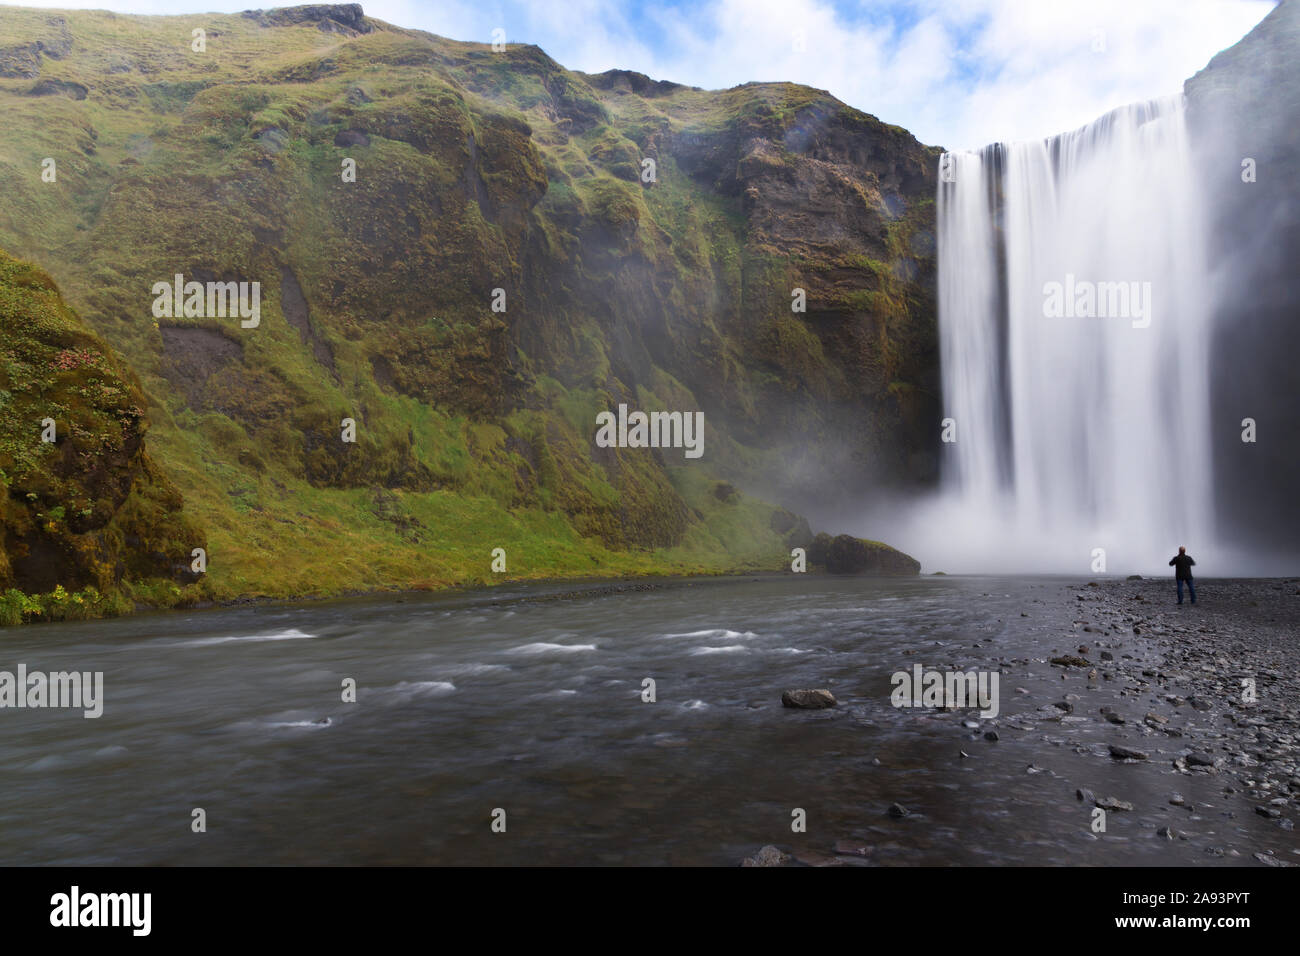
[0, 0, 1275, 147]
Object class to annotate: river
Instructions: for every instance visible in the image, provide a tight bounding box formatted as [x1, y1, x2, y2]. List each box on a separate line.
[0, 574, 1285, 865]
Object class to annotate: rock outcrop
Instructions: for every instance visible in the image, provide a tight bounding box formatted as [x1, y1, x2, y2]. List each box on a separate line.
[807, 533, 920, 576]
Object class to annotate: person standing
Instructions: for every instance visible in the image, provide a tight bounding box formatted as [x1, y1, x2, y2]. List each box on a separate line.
[1169, 546, 1196, 604]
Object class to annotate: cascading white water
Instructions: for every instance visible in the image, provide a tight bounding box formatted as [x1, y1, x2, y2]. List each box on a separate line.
[933, 95, 1215, 573]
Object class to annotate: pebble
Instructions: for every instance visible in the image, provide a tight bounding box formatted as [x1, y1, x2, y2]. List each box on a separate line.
[1109, 744, 1149, 761]
[1096, 796, 1134, 812]
[832, 840, 873, 857]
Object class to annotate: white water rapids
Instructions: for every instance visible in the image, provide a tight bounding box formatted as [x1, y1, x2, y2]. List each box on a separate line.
[920, 94, 1217, 573]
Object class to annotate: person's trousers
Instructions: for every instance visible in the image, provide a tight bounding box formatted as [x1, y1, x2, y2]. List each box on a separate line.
[1177, 578, 1196, 604]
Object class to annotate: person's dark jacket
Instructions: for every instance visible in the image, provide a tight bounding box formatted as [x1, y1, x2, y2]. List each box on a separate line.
[1169, 554, 1195, 580]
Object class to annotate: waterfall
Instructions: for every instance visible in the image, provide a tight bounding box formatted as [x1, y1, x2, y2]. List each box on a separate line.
[934, 95, 1215, 573]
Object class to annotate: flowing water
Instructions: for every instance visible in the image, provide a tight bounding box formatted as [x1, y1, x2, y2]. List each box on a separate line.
[0, 575, 1278, 865]
[931, 95, 1215, 573]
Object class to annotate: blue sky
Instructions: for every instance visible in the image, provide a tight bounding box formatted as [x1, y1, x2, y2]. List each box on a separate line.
[0, 0, 1276, 148]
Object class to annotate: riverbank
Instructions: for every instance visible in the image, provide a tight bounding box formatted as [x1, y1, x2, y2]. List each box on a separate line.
[1075, 576, 1300, 833]
[753, 575, 1300, 866]
[0, 566, 807, 629]
[0, 531, 922, 629]
[0, 552, 790, 629]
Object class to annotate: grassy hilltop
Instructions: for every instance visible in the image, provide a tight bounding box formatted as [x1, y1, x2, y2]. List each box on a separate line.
[0, 4, 934, 619]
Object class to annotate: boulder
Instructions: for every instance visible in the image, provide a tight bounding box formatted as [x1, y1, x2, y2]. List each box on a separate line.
[781, 688, 837, 709]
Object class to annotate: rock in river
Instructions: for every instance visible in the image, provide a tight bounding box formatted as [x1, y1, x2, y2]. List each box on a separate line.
[782, 689, 837, 709]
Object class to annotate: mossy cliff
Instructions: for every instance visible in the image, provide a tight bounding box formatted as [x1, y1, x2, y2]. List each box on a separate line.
[0, 4, 933, 614]
[0, 250, 202, 621]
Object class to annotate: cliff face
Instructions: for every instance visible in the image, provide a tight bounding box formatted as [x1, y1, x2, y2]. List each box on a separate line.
[1184, 0, 1300, 556]
[0, 250, 201, 607]
[0, 4, 937, 601]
